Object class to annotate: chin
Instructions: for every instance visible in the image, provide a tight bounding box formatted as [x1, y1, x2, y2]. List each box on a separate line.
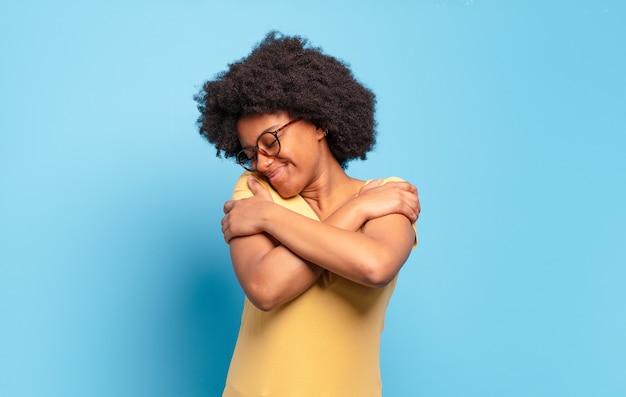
[270, 182, 300, 199]
[274, 187, 299, 199]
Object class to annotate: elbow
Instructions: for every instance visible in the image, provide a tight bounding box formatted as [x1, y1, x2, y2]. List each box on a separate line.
[363, 252, 406, 288]
[245, 283, 281, 312]
[364, 269, 395, 288]
[252, 298, 278, 312]
[361, 240, 412, 288]
[361, 255, 398, 288]
[251, 300, 277, 312]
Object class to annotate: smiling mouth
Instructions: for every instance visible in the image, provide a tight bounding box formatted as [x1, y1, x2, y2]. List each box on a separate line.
[267, 165, 285, 183]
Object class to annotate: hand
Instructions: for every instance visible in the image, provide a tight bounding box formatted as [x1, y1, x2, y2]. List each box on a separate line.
[221, 176, 274, 243]
[353, 179, 420, 223]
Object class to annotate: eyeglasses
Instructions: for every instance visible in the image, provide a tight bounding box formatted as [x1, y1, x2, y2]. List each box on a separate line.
[236, 119, 301, 171]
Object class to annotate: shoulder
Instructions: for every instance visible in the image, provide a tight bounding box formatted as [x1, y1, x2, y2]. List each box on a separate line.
[365, 176, 418, 248]
[232, 171, 272, 200]
[231, 171, 288, 203]
[231, 172, 319, 220]
[381, 176, 406, 184]
[362, 176, 407, 187]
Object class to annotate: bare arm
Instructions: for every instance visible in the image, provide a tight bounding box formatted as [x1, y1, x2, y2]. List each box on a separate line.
[230, 200, 415, 288]
[228, 233, 319, 311]
[223, 176, 419, 310]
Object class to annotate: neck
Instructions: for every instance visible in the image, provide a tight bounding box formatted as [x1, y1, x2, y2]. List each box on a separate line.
[300, 161, 363, 220]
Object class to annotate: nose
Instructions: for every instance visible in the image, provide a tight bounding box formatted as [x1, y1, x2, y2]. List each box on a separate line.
[255, 151, 275, 173]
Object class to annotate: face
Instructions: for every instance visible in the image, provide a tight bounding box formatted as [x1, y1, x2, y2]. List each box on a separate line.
[236, 112, 326, 198]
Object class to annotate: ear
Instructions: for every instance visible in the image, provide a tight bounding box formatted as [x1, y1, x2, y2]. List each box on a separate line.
[315, 126, 328, 141]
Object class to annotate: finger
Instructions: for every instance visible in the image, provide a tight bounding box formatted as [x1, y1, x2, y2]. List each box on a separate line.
[249, 176, 274, 202]
[398, 182, 417, 193]
[416, 197, 421, 218]
[369, 178, 384, 189]
[221, 221, 231, 243]
[414, 187, 421, 210]
[223, 200, 233, 214]
[247, 176, 261, 194]
[402, 202, 418, 223]
[359, 178, 383, 194]
[404, 209, 416, 224]
[221, 215, 228, 233]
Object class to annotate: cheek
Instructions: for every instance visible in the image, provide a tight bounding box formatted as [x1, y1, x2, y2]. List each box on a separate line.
[282, 137, 318, 166]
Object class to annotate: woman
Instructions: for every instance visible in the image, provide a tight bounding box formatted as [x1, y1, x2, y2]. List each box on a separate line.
[195, 32, 420, 397]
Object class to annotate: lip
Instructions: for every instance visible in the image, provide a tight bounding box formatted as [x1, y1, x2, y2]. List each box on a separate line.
[267, 165, 285, 184]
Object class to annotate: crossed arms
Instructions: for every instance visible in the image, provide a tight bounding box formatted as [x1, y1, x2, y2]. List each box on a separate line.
[221, 176, 420, 311]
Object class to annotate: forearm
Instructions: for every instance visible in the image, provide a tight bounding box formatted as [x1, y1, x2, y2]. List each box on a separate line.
[321, 195, 368, 230]
[232, 199, 374, 310]
[230, 235, 322, 311]
[260, 203, 414, 287]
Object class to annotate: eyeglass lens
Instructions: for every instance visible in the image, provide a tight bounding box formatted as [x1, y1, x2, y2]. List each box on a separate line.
[236, 119, 300, 171]
[236, 131, 280, 170]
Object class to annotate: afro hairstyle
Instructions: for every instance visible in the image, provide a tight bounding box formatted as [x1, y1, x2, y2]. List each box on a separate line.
[194, 31, 377, 168]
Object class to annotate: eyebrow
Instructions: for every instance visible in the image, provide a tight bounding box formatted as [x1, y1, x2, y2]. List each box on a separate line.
[259, 123, 281, 134]
[240, 123, 281, 149]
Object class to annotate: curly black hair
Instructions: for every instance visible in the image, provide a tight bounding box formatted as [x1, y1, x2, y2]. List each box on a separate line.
[194, 31, 377, 168]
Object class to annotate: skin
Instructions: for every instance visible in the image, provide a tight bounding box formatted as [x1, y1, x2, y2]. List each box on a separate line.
[221, 112, 420, 311]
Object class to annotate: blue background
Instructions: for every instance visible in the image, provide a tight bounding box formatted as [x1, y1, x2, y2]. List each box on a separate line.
[1, 1, 624, 396]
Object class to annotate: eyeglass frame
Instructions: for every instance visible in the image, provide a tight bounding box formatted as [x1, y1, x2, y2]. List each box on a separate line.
[236, 119, 302, 171]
